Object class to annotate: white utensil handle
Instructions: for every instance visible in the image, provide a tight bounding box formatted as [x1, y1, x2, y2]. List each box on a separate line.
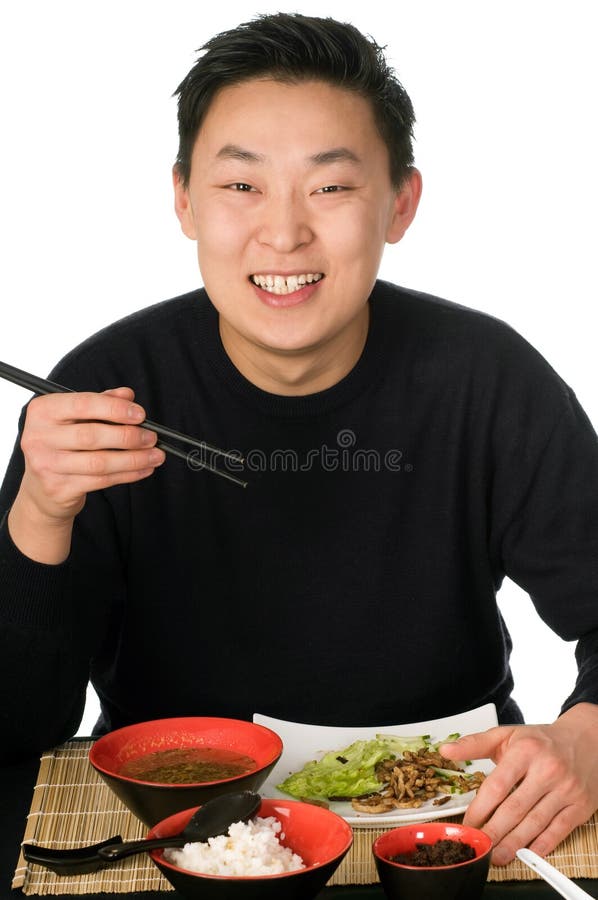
[516, 849, 594, 900]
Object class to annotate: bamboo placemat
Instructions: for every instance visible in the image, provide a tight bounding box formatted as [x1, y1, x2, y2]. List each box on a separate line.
[13, 740, 598, 894]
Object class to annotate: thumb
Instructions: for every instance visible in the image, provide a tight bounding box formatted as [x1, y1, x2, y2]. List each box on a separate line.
[439, 726, 513, 764]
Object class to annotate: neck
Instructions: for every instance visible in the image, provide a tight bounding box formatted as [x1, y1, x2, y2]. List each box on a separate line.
[219, 306, 370, 396]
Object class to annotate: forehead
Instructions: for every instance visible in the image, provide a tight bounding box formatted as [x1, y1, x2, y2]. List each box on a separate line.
[193, 78, 387, 168]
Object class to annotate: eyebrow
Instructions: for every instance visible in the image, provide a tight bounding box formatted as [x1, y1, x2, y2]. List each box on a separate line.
[214, 144, 363, 167]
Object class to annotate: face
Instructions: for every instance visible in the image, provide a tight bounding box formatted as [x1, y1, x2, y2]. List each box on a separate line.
[174, 78, 421, 385]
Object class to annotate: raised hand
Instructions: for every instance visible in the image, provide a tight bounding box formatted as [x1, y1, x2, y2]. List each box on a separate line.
[8, 387, 165, 563]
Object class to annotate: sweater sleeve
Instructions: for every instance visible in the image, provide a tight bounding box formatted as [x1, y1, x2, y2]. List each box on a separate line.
[497, 389, 598, 714]
[0, 407, 127, 763]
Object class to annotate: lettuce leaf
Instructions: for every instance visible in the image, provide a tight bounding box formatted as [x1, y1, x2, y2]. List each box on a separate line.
[277, 735, 432, 800]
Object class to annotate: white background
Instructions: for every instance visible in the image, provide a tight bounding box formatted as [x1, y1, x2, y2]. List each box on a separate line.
[0, 1, 596, 733]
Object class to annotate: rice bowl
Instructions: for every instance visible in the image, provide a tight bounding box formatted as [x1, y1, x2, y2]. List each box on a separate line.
[164, 816, 305, 876]
[149, 798, 353, 900]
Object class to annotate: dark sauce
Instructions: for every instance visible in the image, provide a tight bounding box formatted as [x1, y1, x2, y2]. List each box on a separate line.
[390, 839, 476, 867]
[119, 747, 256, 784]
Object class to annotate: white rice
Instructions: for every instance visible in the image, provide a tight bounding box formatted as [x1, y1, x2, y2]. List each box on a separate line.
[163, 816, 306, 877]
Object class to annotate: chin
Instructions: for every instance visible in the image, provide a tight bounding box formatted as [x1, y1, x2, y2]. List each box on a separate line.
[254, 329, 327, 356]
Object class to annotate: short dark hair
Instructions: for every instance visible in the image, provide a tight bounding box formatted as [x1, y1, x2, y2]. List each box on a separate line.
[173, 12, 415, 190]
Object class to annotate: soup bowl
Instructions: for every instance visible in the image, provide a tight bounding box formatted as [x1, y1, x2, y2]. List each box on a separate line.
[89, 717, 282, 826]
[147, 798, 353, 900]
[373, 822, 493, 900]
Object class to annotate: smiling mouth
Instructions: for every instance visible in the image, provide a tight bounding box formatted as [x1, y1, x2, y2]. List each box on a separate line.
[249, 273, 325, 295]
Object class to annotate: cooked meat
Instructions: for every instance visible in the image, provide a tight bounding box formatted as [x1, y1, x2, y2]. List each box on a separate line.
[351, 746, 486, 814]
[351, 791, 396, 814]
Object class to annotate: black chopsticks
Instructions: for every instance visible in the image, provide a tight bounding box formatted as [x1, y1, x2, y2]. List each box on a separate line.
[0, 360, 247, 488]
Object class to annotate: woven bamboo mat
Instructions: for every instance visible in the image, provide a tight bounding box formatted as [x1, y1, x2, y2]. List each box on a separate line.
[13, 740, 598, 894]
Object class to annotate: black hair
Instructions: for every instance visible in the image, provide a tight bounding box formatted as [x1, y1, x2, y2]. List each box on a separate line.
[173, 12, 415, 189]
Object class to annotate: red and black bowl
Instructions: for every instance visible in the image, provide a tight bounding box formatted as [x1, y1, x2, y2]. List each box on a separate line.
[373, 822, 493, 900]
[147, 798, 353, 900]
[89, 717, 282, 826]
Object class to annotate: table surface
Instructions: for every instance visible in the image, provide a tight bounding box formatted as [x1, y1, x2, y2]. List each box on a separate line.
[2, 753, 598, 899]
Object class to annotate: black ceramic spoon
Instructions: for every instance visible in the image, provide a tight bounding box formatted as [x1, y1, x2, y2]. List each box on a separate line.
[99, 790, 262, 861]
[23, 790, 261, 876]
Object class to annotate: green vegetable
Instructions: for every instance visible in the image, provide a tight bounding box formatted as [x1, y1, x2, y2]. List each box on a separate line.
[375, 733, 432, 752]
[277, 735, 432, 800]
[432, 732, 460, 749]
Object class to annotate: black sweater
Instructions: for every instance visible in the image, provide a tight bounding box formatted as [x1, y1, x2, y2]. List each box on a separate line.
[2, 280, 598, 763]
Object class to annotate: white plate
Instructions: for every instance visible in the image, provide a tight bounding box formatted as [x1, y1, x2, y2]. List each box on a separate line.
[254, 704, 497, 827]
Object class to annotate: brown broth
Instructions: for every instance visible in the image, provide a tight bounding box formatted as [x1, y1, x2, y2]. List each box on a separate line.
[119, 747, 256, 784]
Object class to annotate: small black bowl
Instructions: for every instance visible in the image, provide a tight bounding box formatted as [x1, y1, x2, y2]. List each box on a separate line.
[373, 822, 493, 900]
[89, 717, 282, 826]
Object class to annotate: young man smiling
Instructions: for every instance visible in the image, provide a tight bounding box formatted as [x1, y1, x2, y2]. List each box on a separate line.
[1, 13, 598, 868]
[173, 77, 420, 394]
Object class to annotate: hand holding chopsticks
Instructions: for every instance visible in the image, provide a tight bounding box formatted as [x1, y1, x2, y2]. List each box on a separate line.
[0, 359, 247, 488]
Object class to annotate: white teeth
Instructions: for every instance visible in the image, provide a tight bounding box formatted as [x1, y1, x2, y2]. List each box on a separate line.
[251, 273, 324, 295]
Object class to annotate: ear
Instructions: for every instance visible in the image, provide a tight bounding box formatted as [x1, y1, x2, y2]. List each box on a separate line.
[385, 168, 422, 244]
[173, 166, 198, 240]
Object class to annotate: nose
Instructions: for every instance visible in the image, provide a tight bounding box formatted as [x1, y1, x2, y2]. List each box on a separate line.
[256, 191, 314, 252]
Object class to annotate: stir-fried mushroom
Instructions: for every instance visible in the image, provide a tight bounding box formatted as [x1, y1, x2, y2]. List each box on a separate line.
[351, 746, 486, 814]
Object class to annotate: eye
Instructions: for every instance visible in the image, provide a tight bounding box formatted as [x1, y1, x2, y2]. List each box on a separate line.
[315, 185, 348, 194]
[226, 182, 256, 192]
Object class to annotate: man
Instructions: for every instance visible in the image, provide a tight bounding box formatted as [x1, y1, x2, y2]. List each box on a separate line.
[1, 12, 598, 866]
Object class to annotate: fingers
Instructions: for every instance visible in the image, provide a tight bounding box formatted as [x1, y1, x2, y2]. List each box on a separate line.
[102, 387, 135, 400]
[461, 735, 530, 830]
[462, 752, 550, 862]
[49, 464, 162, 495]
[28, 390, 146, 426]
[20, 442, 166, 515]
[527, 804, 589, 859]
[23, 391, 165, 475]
[476, 789, 591, 865]
[45, 420, 159, 453]
[484, 793, 569, 864]
[439, 726, 512, 765]
[50, 446, 166, 477]
[18, 388, 166, 522]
